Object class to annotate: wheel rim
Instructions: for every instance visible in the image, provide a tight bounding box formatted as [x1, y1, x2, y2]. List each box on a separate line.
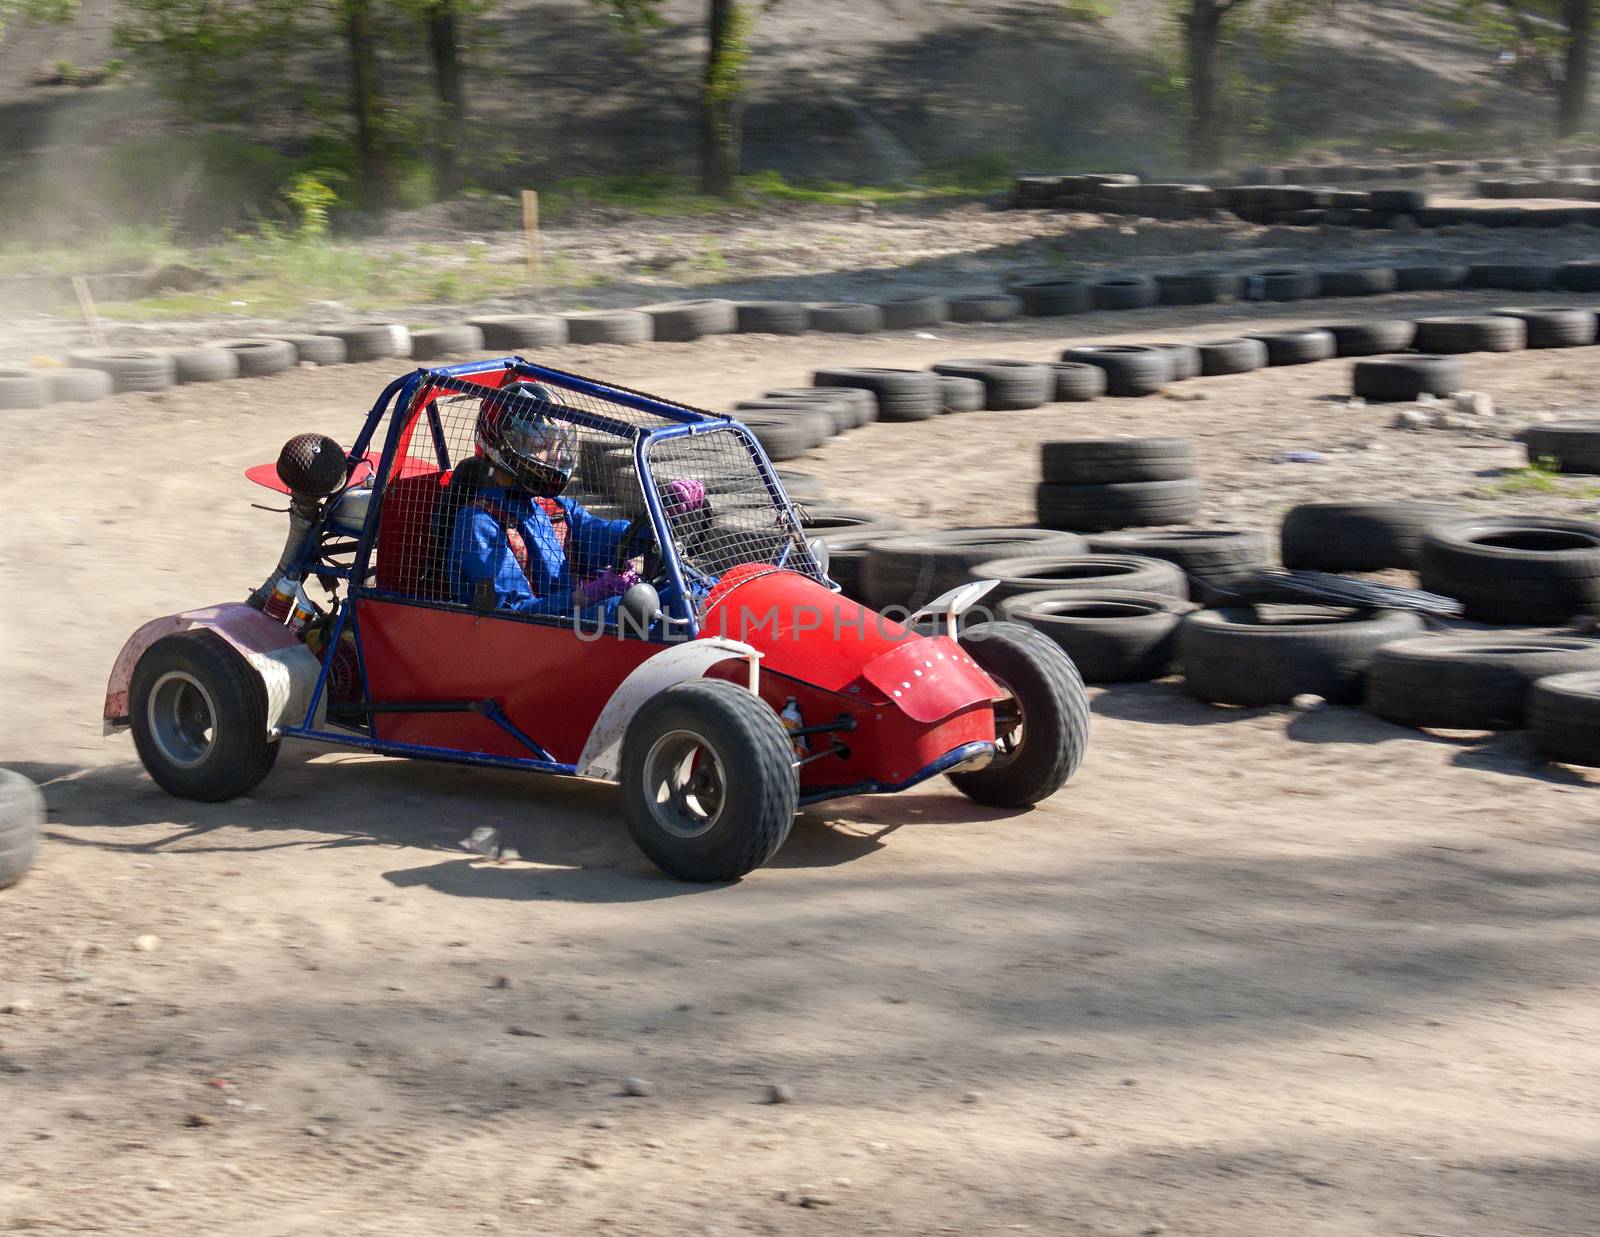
[988, 673, 1026, 770]
[642, 730, 726, 839]
[146, 670, 217, 769]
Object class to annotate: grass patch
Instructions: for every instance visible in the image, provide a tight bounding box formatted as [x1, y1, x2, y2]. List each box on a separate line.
[1486, 457, 1600, 498]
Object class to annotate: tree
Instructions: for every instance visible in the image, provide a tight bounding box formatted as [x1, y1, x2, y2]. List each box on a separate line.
[595, 0, 766, 198]
[1171, 0, 1320, 168]
[1456, 1, 1594, 136]
[422, 0, 468, 196]
[342, 0, 393, 212]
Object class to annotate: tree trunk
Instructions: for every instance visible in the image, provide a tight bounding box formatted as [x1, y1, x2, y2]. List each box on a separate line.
[427, 0, 469, 197]
[1559, 0, 1592, 136]
[1185, 1, 1227, 170]
[345, 0, 391, 213]
[700, 0, 743, 197]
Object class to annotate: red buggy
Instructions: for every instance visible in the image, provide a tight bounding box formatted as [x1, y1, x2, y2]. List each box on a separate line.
[105, 358, 1089, 880]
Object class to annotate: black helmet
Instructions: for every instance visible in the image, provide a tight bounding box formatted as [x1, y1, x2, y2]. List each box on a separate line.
[475, 381, 576, 498]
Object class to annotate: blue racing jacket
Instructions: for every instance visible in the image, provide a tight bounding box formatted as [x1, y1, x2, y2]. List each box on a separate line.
[449, 487, 631, 618]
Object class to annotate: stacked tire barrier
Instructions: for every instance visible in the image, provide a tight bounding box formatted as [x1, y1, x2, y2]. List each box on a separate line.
[1035, 438, 1202, 533]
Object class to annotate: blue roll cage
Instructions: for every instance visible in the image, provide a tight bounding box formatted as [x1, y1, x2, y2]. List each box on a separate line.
[271, 355, 807, 778]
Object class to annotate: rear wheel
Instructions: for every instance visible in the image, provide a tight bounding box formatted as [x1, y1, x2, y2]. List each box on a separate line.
[130, 632, 279, 802]
[948, 622, 1089, 808]
[619, 680, 798, 881]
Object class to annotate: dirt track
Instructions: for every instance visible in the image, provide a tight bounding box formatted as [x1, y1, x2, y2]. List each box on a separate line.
[4, 301, 1600, 1235]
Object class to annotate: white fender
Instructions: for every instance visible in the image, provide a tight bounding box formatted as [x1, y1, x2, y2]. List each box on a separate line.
[104, 603, 326, 737]
[908, 579, 999, 638]
[575, 637, 762, 781]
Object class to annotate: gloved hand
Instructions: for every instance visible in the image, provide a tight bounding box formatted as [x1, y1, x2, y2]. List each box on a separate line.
[663, 478, 707, 514]
[579, 566, 641, 607]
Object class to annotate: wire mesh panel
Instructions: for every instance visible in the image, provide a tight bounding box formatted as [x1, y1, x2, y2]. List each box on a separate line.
[644, 427, 824, 585]
[370, 370, 818, 622]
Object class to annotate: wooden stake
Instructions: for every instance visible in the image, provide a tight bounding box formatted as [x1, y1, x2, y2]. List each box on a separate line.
[71, 275, 108, 350]
[521, 190, 542, 299]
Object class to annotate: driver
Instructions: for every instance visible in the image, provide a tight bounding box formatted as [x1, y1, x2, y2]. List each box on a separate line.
[449, 381, 705, 618]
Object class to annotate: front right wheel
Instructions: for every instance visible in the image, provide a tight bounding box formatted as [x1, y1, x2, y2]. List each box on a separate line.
[948, 621, 1090, 808]
[618, 680, 798, 881]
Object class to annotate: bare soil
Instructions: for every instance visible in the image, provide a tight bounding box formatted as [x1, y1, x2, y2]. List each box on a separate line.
[4, 299, 1600, 1235]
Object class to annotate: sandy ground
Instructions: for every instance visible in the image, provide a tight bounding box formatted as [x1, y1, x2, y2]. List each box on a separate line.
[4, 296, 1600, 1235]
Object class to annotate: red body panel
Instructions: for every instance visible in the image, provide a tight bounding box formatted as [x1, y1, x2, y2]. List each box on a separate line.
[355, 599, 663, 764]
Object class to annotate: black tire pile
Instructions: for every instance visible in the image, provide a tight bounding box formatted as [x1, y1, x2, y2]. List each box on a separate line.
[1035, 438, 1202, 533]
[796, 465, 1600, 764]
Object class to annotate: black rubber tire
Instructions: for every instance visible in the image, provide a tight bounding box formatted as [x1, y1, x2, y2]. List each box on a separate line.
[566, 310, 653, 344]
[65, 349, 178, 393]
[1085, 529, 1274, 597]
[1468, 263, 1558, 291]
[41, 367, 114, 402]
[1015, 280, 1093, 316]
[165, 347, 239, 384]
[947, 622, 1089, 807]
[0, 368, 49, 409]
[1520, 420, 1600, 473]
[736, 414, 825, 461]
[618, 679, 797, 882]
[1244, 329, 1337, 366]
[775, 470, 827, 501]
[468, 315, 570, 349]
[808, 302, 884, 334]
[812, 367, 940, 422]
[1061, 345, 1171, 397]
[937, 374, 986, 413]
[1319, 267, 1399, 297]
[642, 299, 737, 342]
[1367, 635, 1600, 730]
[1092, 276, 1160, 311]
[1559, 260, 1600, 291]
[733, 302, 809, 335]
[1352, 355, 1465, 402]
[1041, 437, 1195, 484]
[998, 590, 1192, 683]
[862, 529, 1088, 612]
[1324, 321, 1418, 357]
[735, 398, 852, 435]
[1413, 316, 1528, 354]
[1395, 264, 1471, 291]
[317, 323, 409, 362]
[269, 334, 348, 365]
[764, 386, 876, 428]
[1491, 307, 1598, 348]
[1280, 502, 1463, 572]
[1529, 671, 1600, 764]
[129, 631, 280, 802]
[1150, 343, 1201, 381]
[0, 769, 44, 891]
[1257, 269, 1320, 301]
[220, 338, 299, 376]
[1370, 188, 1426, 212]
[878, 296, 948, 329]
[1156, 270, 1240, 306]
[1036, 478, 1204, 532]
[1420, 515, 1600, 624]
[1050, 362, 1108, 401]
[815, 527, 905, 601]
[1197, 338, 1268, 376]
[947, 293, 1022, 323]
[975, 554, 1189, 604]
[930, 359, 1054, 411]
[1180, 605, 1423, 706]
[797, 504, 906, 538]
[406, 324, 485, 361]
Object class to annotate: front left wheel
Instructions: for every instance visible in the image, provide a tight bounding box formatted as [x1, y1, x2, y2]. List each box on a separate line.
[130, 631, 279, 802]
[619, 680, 798, 881]
[948, 621, 1090, 808]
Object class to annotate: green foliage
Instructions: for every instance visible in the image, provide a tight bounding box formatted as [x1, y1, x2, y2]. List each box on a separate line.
[114, 0, 307, 116]
[53, 57, 75, 81]
[285, 172, 339, 237]
[1061, 0, 1114, 20]
[1488, 456, 1600, 497]
[0, 0, 77, 43]
[706, 3, 755, 109]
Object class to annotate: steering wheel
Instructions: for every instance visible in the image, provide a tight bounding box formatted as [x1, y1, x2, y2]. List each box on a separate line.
[613, 500, 719, 587]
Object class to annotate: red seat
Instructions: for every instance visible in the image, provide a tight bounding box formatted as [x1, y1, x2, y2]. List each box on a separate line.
[375, 471, 450, 598]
